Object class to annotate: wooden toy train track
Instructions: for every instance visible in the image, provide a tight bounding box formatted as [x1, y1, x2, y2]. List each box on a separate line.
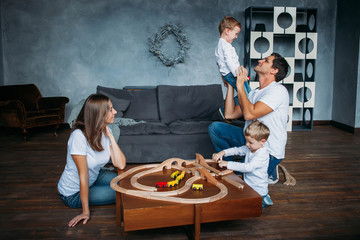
[110, 153, 244, 204]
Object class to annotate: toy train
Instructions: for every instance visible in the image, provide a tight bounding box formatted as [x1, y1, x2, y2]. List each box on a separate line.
[155, 170, 186, 188]
[192, 183, 203, 190]
[155, 171, 203, 190]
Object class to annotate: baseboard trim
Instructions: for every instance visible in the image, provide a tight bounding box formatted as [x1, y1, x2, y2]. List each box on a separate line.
[59, 123, 71, 129]
[292, 120, 331, 126]
[330, 121, 360, 134]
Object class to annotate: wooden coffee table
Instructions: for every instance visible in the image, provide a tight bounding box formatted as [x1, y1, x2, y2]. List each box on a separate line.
[114, 164, 262, 239]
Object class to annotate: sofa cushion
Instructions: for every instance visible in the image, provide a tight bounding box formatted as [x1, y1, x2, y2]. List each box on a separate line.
[97, 85, 159, 121]
[169, 120, 213, 135]
[157, 84, 223, 124]
[118, 122, 170, 136]
[102, 92, 130, 118]
[118, 134, 215, 163]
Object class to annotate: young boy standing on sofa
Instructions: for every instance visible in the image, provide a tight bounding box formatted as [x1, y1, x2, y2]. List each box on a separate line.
[211, 120, 273, 209]
[215, 16, 251, 117]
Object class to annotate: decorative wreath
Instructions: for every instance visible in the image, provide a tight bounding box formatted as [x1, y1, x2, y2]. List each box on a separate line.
[149, 23, 190, 67]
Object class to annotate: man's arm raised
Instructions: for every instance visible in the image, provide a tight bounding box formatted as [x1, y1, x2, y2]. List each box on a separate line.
[235, 66, 273, 121]
[222, 77, 243, 120]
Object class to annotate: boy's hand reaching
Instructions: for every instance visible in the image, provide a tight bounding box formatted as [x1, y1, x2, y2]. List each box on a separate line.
[218, 160, 228, 168]
[212, 151, 225, 163]
[212, 151, 228, 168]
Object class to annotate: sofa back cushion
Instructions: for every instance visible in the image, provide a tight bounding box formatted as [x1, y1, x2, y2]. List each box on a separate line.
[157, 84, 223, 124]
[97, 85, 159, 121]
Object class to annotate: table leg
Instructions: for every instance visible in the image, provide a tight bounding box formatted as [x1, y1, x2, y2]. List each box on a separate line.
[194, 204, 201, 240]
[116, 192, 123, 227]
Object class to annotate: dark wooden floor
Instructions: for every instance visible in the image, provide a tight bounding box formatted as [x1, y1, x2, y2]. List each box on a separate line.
[0, 125, 359, 239]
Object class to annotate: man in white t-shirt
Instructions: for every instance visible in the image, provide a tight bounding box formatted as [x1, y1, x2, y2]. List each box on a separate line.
[209, 53, 289, 184]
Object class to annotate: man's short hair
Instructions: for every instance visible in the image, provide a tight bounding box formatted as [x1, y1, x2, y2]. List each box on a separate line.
[271, 53, 289, 82]
[218, 16, 242, 35]
[244, 120, 270, 141]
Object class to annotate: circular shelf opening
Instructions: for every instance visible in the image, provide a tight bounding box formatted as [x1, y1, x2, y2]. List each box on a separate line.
[296, 86, 312, 103]
[306, 62, 314, 79]
[304, 108, 312, 125]
[254, 37, 270, 54]
[298, 38, 314, 54]
[277, 12, 293, 30]
[308, 14, 316, 31]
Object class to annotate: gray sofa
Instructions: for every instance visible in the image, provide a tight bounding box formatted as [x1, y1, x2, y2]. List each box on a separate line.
[97, 84, 225, 164]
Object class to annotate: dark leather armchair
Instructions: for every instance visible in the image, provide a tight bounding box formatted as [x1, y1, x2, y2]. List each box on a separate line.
[0, 84, 69, 140]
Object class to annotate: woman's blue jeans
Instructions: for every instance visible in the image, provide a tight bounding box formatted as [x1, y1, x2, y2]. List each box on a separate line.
[208, 121, 282, 179]
[59, 169, 117, 208]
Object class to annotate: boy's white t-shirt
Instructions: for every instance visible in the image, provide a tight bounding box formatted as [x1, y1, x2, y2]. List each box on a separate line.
[244, 82, 289, 159]
[57, 129, 111, 196]
[225, 145, 269, 196]
[215, 38, 240, 77]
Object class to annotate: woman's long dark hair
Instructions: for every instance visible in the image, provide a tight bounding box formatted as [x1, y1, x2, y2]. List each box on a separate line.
[73, 94, 110, 151]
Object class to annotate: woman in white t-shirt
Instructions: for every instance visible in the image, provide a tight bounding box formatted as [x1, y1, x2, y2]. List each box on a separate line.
[57, 94, 126, 227]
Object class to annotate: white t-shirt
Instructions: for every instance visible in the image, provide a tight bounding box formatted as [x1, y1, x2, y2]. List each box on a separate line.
[244, 82, 289, 159]
[215, 38, 240, 77]
[225, 146, 269, 196]
[57, 129, 112, 196]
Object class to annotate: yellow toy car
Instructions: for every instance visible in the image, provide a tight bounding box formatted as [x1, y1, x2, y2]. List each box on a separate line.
[192, 183, 203, 190]
[167, 179, 179, 187]
[170, 171, 180, 179]
[175, 171, 186, 182]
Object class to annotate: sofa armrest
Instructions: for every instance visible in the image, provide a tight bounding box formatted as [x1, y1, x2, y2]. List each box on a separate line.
[38, 97, 69, 109]
[0, 100, 27, 126]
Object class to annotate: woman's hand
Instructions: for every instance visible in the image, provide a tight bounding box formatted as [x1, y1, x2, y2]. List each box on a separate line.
[71, 155, 90, 228]
[105, 125, 127, 170]
[104, 125, 112, 138]
[68, 212, 90, 227]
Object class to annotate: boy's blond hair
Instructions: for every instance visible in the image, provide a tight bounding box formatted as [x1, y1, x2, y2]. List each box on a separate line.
[244, 120, 270, 141]
[218, 16, 242, 35]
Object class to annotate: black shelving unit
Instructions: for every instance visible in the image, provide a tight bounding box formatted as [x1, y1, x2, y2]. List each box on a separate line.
[244, 6, 317, 131]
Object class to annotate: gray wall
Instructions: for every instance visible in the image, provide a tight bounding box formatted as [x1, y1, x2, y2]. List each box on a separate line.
[332, 0, 360, 128]
[0, 0, 3, 85]
[357, 41, 360, 128]
[1, 0, 337, 122]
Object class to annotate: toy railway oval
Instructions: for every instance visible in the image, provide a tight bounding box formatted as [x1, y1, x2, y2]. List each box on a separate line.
[110, 156, 230, 204]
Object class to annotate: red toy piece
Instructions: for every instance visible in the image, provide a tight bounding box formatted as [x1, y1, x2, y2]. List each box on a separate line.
[155, 182, 168, 188]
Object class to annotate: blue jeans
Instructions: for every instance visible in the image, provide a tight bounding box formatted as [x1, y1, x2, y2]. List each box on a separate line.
[268, 155, 282, 180]
[208, 121, 246, 161]
[220, 73, 250, 114]
[58, 169, 117, 208]
[223, 73, 251, 98]
[208, 122, 282, 177]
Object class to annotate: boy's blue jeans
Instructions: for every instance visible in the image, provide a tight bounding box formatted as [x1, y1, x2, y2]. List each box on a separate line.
[223, 73, 251, 101]
[58, 169, 117, 208]
[208, 121, 282, 180]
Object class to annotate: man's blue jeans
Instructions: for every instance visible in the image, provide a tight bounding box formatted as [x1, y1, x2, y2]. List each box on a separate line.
[58, 169, 117, 208]
[208, 121, 282, 179]
[208, 121, 246, 161]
